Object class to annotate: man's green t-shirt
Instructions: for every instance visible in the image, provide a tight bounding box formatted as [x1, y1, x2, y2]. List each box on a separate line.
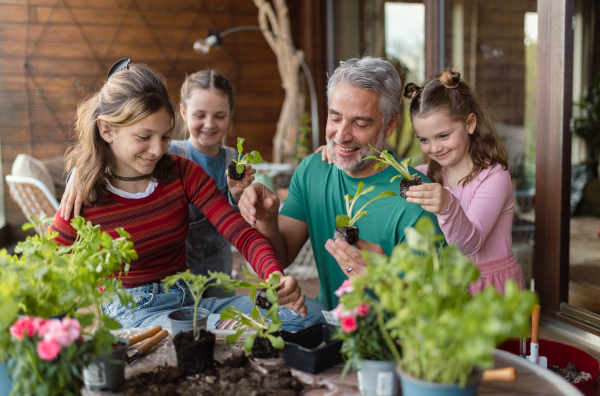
[280, 152, 443, 310]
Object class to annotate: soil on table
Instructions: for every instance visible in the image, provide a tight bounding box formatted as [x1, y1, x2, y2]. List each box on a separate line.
[549, 362, 592, 384]
[399, 175, 422, 199]
[333, 226, 359, 245]
[229, 162, 244, 180]
[172, 329, 215, 375]
[118, 352, 306, 396]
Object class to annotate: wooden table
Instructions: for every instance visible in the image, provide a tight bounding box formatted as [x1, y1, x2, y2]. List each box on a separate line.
[83, 328, 582, 396]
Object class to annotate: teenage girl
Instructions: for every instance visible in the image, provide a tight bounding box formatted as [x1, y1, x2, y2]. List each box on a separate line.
[60, 70, 254, 299]
[52, 61, 327, 330]
[404, 68, 526, 295]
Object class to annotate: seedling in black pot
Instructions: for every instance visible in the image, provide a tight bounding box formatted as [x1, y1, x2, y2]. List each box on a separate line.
[364, 144, 422, 198]
[334, 181, 396, 245]
[221, 268, 285, 358]
[229, 137, 262, 180]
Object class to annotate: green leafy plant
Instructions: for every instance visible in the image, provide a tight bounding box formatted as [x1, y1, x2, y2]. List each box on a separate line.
[163, 270, 238, 339]
[357, 217, 537, 386]
[335, 181, 396, 228]
[232, 137, 263, 174]
[220, 267, 284, 352]
[574, 73, 600, 166]
[0, 215, 136, 362]
[364, 144, 416, 182]
[331, 283, 399, 378]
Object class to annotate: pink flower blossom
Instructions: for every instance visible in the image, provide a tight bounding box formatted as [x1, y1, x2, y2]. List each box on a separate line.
[38, 318, 79, 347]
[37, 338, 61, 361]
[334, 280, 354, 297]
[10, 316, 38, 341]
[354, 304, 370, 317]
[341, 316, 358, 332]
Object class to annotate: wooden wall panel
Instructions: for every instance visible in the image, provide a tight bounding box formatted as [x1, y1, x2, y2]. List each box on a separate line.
[0, 0, 328, 239]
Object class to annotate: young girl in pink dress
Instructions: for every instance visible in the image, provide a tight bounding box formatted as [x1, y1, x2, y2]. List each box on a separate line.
[404, 68, 525, 295]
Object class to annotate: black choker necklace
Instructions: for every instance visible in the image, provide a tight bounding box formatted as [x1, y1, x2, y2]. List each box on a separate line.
[111, 174, 151, 182]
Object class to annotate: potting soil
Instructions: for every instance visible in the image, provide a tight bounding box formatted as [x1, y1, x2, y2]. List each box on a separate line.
[117, 352, 306, 396]
[549, 362, 592, 384]
[399, 176, 422, 199]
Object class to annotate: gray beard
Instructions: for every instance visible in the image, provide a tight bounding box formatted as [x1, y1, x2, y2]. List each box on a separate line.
[327, 130, 386, 172]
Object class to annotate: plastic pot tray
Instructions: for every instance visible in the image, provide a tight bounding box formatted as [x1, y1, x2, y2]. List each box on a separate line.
[283, 323, 343, 374]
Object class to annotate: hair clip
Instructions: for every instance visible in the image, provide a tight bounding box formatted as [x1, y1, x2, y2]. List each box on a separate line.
[107, 58, 131, 80]
[411, 91, 418, 100]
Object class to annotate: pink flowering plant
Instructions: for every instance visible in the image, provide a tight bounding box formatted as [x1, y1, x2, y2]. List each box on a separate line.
[333, 279, 400, 378]
[8, 316, 95, 396]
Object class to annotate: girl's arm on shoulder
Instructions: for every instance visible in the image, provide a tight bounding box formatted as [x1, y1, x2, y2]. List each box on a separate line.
[428, 167, 512, 256]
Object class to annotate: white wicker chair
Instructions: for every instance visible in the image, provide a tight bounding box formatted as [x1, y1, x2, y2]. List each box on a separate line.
[5, 175, 59, 224]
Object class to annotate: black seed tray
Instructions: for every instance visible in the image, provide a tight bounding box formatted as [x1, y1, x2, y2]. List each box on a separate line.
[282, 323, 343, 374]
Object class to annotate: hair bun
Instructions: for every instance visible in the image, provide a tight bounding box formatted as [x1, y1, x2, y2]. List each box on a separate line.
[403, 83, 420, 100]
[440, 69, 460, 88]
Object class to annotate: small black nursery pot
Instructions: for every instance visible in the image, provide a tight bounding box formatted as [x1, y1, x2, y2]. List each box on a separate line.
[400, 175, 422, 199]
[229, 161, 245, 180]
[173, 329, 215, 375]
[334, 226, 359, 246]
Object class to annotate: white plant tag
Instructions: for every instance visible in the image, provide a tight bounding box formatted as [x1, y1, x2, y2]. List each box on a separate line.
[83, 362, 107, 388]
[377, 371, 394, 395]
[322, 310, 340, 326]
[357, 371, 364, 393]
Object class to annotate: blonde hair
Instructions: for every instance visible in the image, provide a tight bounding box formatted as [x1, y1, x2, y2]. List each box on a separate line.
[404, 68, 508, 185]
[66, 64, 177, 204]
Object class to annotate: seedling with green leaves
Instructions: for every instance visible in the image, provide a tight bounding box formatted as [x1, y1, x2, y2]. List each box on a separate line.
[334, 181, 396, 245]
[229, 137, 263, 180]
[163, 270, 238, 339]
[221, 267, 285, 357]
[364, 144, 422, 198]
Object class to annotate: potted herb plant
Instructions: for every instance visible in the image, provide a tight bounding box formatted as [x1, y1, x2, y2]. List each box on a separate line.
[0, 215, 137, 394]
[358, 217, 537, 395]
[221, 267, 285, 358]
[335, 181, 396, 245]
[163, 270, 239, 375]
[332, 280, 401, 396]
[364, 144, 422, 198]
[229, 137, 263, 180]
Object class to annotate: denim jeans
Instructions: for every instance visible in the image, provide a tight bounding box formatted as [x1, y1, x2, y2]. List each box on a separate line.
[102, 280, 328, 331]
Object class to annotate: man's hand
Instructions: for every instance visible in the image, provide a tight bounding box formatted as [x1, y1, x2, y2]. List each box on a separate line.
[273, 271, 307, 317]
[238, 183, 280, 226]
[60, 168, 84, 220]
[227, 164, 256, 204]
[325, 238, 385, 277]
[315, 145, 333, 165]
[406, 183, 451, 214]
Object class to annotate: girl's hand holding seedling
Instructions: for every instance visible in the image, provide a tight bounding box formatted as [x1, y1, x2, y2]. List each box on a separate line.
[315, 144, 333, 165]
[272, 271, 307, 316]
[227, 164, 256, 204]
[325, 238, 385, 277]
[406, 183, 452, 214]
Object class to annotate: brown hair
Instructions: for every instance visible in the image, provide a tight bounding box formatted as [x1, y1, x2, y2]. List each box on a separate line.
[403, 69, 508, 186]
[177, 69, 235, 140]
[66, 63, 177, 205]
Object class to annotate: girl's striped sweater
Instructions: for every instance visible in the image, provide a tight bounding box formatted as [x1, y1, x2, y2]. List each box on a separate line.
[50, 155, 284, 288]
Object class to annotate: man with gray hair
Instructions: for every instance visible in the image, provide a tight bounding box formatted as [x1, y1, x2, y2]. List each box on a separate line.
[239, 57, 441, 310]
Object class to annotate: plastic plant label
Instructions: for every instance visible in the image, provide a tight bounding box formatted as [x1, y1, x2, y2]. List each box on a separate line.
[376, 372, 394, 395]
[322, 310, 339, 326]
[83, 362, 107, 388]
[357, 371, 364, 393]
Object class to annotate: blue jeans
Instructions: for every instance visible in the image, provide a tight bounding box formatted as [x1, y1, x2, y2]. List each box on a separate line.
[101, 280, 327, 331]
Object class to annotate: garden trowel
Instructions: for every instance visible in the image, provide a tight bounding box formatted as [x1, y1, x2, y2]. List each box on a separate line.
[127, 327, 169, 364]
[526, 305, 547, 368]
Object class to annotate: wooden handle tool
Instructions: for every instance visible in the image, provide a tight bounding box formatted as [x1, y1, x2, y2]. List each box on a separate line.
[482, 367, 517, 382]
[127, 326, 162, 347]
[127, 329, 169, 364]
[531, 305, 541, 344]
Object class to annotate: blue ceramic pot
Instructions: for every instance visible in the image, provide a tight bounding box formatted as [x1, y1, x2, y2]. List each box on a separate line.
[397, 369, 482, 396]
[0, 360, 13, 396]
